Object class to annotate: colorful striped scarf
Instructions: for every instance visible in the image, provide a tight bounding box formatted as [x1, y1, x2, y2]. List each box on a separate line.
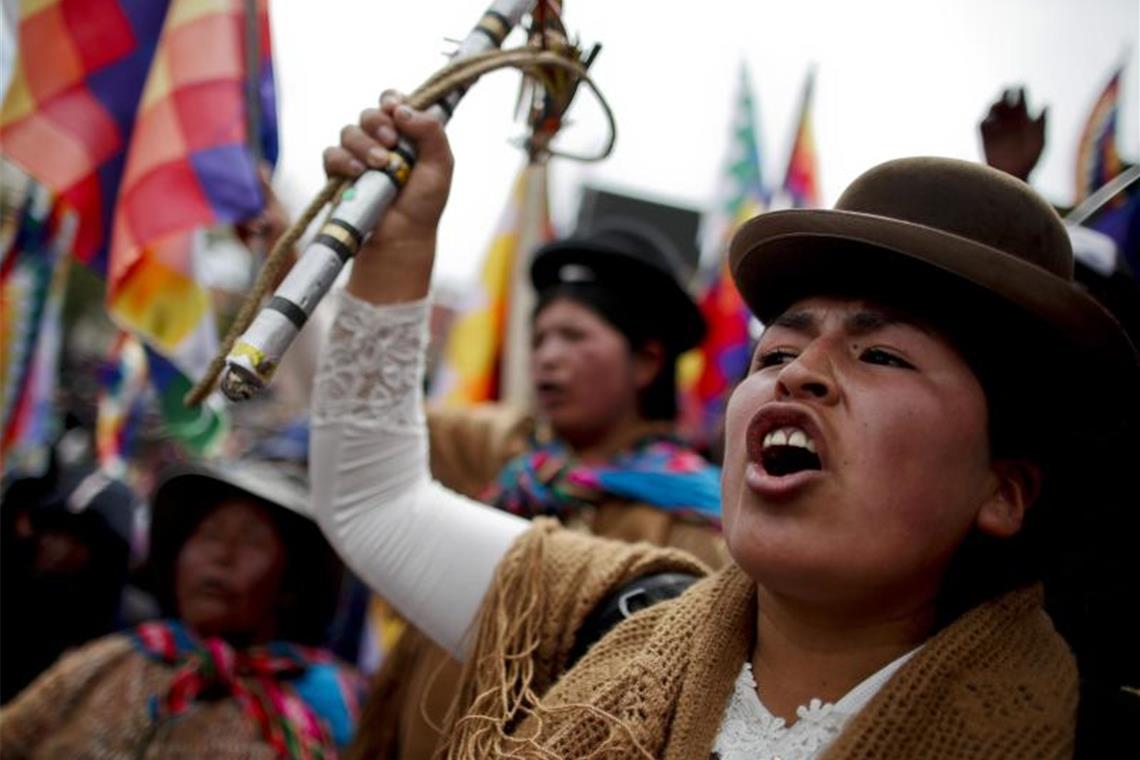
[131, 621, 359, 759]
[485, 435, 722, 527]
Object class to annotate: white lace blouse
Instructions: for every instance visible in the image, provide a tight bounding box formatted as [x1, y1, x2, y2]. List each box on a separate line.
[712, 653, 916, 760]
[310, 289, 916, 759]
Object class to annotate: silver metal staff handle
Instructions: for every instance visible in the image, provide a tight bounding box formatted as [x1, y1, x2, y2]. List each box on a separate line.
[221, 0, 536, 401]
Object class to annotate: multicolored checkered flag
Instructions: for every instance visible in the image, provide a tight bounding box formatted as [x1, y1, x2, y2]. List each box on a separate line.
[1, 0, 277, 454]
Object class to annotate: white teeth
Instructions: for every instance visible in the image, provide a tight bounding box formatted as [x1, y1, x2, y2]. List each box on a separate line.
[762, 426, 818, 454]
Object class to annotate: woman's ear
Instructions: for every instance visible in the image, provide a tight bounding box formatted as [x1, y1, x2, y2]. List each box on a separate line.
[975, 459, 1042, 538]
[632, 339, 666, 391]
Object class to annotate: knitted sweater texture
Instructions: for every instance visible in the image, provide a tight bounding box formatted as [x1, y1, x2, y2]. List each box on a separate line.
[441, 520, 1077, 759]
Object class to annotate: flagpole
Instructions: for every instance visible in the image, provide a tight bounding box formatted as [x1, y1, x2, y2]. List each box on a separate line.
[500, 7, 598, 406]
[242, 0, 267, 277]
[783, 65, 815, 185]
[500, 159, 547, 405]
[244, 0, 262, 170]
[1066, 164, 1140, 226]
[778, 64, 819, 210]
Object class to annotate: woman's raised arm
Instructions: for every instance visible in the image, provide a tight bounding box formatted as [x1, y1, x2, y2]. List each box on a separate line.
[310, 96, 529, 658]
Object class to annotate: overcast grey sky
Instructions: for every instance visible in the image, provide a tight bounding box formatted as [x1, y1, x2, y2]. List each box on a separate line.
[3, 1, 1136, 288]
[272, 0, 1137, 288]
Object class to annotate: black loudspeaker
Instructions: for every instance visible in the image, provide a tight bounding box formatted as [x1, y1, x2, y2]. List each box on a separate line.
[574, 186, 703, 278]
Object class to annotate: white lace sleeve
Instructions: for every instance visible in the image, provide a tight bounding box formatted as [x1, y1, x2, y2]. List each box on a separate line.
[310, 290, 529, 658]
[311, 290, 427, 430]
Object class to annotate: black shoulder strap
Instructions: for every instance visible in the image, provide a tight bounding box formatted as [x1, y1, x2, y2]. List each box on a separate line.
[567, 572, 699, 668]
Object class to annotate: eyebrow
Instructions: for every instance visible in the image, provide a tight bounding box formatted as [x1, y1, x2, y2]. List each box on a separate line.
[771, 308, 926, 337]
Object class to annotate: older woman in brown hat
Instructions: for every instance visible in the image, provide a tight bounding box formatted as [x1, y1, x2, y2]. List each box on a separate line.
[311, 97, 1137, 758]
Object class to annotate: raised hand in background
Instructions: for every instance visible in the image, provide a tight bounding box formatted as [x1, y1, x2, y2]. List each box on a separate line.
[980, 86, 1046, 182]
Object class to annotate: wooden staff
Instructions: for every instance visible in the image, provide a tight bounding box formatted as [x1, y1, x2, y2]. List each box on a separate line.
[213, 0, 538, 402]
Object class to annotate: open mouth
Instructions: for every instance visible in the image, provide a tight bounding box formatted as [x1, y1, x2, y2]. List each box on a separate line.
[760, 425, 823, 476]
[195, 578, 233, 598]
[535, 380, 567, 403]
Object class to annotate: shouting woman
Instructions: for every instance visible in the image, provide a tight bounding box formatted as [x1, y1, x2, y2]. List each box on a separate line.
[311, 96, 1136, 758]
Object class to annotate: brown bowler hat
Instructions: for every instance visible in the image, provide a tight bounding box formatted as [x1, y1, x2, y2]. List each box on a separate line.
[730, 157, 1137, 378]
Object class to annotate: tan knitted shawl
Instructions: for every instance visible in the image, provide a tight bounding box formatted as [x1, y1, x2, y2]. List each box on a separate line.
[0, 636, 278, 759]
[442, 519, 1078, 759]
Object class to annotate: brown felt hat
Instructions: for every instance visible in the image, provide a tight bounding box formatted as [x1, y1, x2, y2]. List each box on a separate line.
[730, 156, 1137, 381]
